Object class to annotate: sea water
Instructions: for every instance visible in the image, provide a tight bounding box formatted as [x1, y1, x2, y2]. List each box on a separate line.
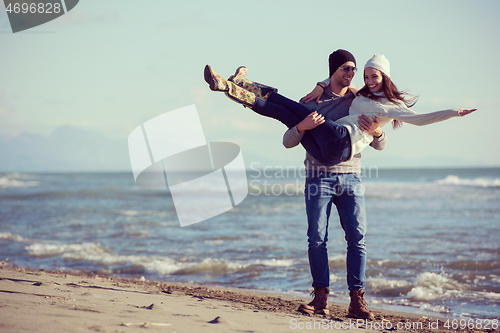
[0, 168, 499, 319]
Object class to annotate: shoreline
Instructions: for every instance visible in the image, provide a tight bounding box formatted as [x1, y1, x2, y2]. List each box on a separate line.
[1, 265, 498, 332]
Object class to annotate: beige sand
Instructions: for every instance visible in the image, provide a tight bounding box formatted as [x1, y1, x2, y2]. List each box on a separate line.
[0, 265, 496, 333]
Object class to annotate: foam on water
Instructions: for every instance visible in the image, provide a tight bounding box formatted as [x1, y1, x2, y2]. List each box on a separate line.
[0, 232, 30, 243]
[258, 259, 295, 267]
[406, 272, 467, 301]
[118, 210, 140, 216]
[26, 242, 107, 258]
[329, 274, 346, 283]
[172, 258, 248, 276]
[435, 175, 500, 188]
[22, 239, 296, 278]
[25, 241, 196, 275]
[368, 277, 413, 294]
[0, 176, 39, 188]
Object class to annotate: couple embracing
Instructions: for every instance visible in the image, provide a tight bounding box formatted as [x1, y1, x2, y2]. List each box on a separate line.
[204, 49, 475, 319]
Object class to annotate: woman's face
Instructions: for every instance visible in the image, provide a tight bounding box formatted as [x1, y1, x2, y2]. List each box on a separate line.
[364, 67, 383, 93]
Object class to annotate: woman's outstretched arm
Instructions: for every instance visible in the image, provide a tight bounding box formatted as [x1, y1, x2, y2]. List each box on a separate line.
[391, 107, 476, 126]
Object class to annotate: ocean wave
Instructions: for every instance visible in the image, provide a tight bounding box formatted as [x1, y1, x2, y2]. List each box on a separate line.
[172, 258, 248, 276]
[26, 242, 107, 258]
[24, 241, 204, 275]
[258, 259, 295, 267]
[414, 303, 450, 314]
[0, 232, 30, 243]
[471, 291, 500, 301]
[406, 272, 467, 302]
[435, 175, 500, 188]
[0, 176, 39, 188]
[369, 259, 414, 268]
[116, 209, 171, 219]
[25, 241, 180, 272]
[366, 271, 500, 317]
[329, 274, 345, 282]
[24, 241, 290, 277]
[367, 277, 413, 296]
[118, 210, 140, 216]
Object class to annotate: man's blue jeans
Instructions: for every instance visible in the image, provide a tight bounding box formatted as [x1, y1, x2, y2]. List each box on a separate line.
[304, 171, 367, 291]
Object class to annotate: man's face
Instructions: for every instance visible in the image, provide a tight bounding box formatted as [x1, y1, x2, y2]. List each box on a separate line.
[332, 61, 356, 87]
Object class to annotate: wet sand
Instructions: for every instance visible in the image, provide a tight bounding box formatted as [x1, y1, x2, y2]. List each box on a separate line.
[0, 264, 497, 332]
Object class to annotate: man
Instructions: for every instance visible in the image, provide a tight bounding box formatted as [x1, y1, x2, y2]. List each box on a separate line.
[283, 49, 385, 320]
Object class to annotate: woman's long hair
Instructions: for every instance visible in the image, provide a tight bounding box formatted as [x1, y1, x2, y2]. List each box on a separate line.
[357, 73, 418, 129]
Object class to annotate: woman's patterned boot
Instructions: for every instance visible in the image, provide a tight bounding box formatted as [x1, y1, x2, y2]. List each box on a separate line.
[204, 65, 256, 108]
[228, 66, 278, 100]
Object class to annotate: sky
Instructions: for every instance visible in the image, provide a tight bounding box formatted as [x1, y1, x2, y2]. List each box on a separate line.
[1, 0, 499, 171]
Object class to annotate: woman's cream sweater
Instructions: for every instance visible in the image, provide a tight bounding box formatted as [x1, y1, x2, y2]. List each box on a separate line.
[337, 95, 460, 160]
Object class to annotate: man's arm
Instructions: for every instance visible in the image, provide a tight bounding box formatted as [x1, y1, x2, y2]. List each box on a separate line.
[283, 112, 325, 148]
[300, 78, 330, 104]
[283, 126, 303, 148]
[358, 114, 388, 150]
[369, 131, 387, 150]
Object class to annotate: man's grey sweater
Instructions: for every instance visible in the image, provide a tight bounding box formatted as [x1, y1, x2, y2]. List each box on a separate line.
[282, 87, 387, 173]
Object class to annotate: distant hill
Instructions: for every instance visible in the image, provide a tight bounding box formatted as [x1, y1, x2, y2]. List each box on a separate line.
[0, 126, 130, 172]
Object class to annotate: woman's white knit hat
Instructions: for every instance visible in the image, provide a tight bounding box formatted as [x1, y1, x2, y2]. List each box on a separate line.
[364, 54, 390, 78]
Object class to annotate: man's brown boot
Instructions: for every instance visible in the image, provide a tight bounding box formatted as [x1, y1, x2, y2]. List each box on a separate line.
[298, 287, 329, 315]
[347, 289, 374, 320]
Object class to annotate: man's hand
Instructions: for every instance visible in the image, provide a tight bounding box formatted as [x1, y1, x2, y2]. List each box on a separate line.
[358, 114, 383, 137]
[297, 112, 325, 133]
[300, 85, 325, 104]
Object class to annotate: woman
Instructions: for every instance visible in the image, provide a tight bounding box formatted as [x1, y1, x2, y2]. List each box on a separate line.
[204, 54, 476, 164]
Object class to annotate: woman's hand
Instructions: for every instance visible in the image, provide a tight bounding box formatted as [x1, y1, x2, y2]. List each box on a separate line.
[459, 108, 477, 116]
[297, 112, 325, 133]
[358, 115, 383, 137]
[300, 85, 325, 104]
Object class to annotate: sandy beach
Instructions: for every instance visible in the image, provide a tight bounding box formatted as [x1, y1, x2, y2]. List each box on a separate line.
[1, 264, 497, 333]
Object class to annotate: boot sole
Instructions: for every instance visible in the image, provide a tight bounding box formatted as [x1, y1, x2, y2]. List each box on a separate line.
[298, 305, 329, 316]
[347, 311, 374, 321]
[315, 308, 329, 316]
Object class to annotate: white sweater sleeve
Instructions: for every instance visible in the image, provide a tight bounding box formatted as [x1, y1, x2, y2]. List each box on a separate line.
[385, 103, 461, 126]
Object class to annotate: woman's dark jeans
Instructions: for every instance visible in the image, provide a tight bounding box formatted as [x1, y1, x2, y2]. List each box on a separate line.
[252, 92, 351, 164]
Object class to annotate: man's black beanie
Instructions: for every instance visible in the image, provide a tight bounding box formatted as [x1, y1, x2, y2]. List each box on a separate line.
[329, 49, 356, 77]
